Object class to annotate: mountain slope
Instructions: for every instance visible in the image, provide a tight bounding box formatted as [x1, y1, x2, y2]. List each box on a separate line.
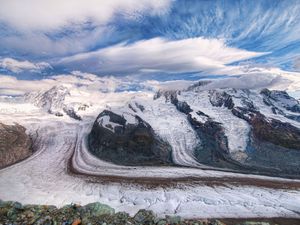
[89, 85, 300, 177]
[24, 85, 83, 120]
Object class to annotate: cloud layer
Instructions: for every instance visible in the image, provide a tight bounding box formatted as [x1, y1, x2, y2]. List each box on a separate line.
[0, 58, 51, 73]
[0, 0, 299, 90]
[0, 0, 171, 56]
[60, 37, 267, 76]
[0, 71, 144, 96]
[0, 0, 171, 31]
[0, 67, 299, 98]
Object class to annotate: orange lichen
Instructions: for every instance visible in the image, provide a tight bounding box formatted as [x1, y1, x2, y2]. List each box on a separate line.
[72, 219, 81, 225]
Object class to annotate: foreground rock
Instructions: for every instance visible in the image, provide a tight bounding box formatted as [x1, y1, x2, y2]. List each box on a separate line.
[0, 123, 32, 169]
[1, 200, 298, 225]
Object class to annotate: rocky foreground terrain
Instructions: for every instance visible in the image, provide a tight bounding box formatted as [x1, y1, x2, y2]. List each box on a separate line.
[0, 123, 32, 169]
[1, 200, 299, 225]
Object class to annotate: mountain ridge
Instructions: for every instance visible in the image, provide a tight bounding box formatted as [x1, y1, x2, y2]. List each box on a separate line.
[88, 85, 300, 177]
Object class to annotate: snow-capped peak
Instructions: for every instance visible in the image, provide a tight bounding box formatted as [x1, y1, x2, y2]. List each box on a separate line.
[25, 85, 69, 112]
[24, 85, 83, 120]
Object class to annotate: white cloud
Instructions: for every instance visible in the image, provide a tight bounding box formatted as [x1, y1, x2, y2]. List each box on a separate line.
[1, 65, 299, 98]
[0, 58, 52, 73]
[0, 0, 171, 56]
[0, 72, 141, 96]
[189, 67, 300, 93]
[0, 0, 171, 31]
[0, 73, 146, 111]
[142, 80, 195, 91]
[141, 65, 300, 93]
[60, 37, 267, 75]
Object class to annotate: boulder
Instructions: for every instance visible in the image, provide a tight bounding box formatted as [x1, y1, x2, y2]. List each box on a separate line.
[133, 209, 155, 225]
[80, 202, 115, 217]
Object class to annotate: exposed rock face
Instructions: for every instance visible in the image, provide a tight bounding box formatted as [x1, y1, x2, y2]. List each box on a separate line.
[0, 123, 32, 168]
[187, 113, 232, 167]
[261, 88, 300, 113]
[231, 105, 300, 150]
[209, 90, 234, 109]
[63, 107, 82, 121]
[164, 91, 233, 167]
[153, 89, 179, 101]
[168, 93, 192, 114]
[232, 107, 300, 176]
[250, 114, 300, 150]
[260, 89, 300, 123]
[88, 110, 173, 166]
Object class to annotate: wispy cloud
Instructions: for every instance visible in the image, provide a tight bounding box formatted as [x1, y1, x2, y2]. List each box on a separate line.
[0, 0, 171, 56]
[60, 37, 267, 76]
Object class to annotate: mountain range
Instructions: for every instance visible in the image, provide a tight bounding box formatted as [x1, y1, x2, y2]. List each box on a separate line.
[20, 82, 300, 178]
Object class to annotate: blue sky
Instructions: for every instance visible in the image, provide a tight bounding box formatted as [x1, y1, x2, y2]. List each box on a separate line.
[0, 0, 300, 87]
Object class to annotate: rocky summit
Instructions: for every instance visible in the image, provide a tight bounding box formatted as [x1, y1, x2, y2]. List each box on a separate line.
[0, 123, 32, 169]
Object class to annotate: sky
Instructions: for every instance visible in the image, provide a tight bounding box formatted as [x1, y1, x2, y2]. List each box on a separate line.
[0, 0, 300, 96]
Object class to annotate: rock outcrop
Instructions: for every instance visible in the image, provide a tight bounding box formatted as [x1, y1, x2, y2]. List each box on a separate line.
[88, 110, 173, 166]
[232, 107, 300, 176]
[260, 88, 300, 113]
[209, 90, 234, 109]
[0, 123, 32, 168]
[187, 113, 233, 167]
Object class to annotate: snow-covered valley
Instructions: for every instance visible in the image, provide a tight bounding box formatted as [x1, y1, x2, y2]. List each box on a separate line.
[0, 84, 300, 219]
